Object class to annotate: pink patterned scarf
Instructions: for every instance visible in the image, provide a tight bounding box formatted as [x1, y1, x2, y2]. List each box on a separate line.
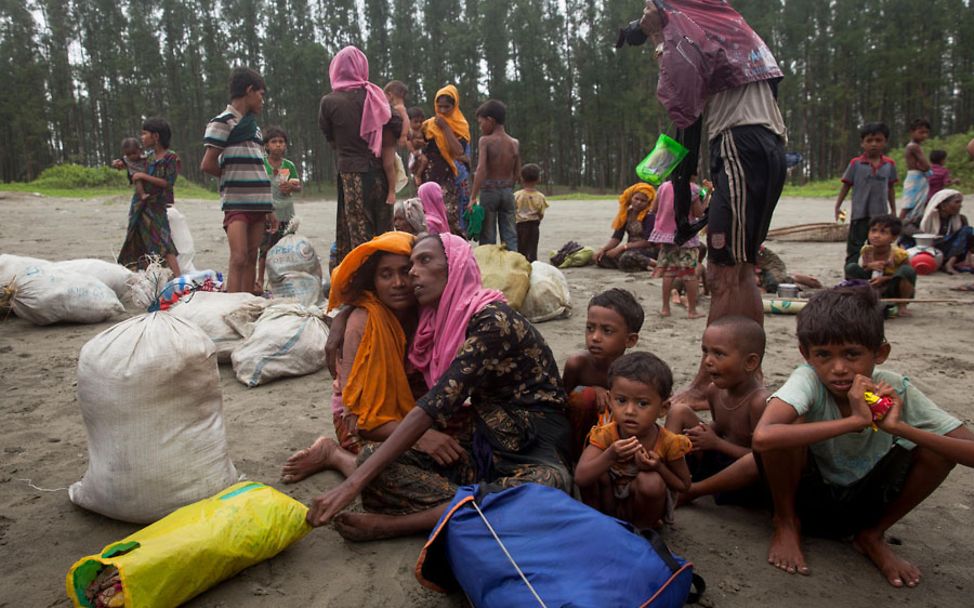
[409, 234, 506, 387]
[328, 46, 391, 158]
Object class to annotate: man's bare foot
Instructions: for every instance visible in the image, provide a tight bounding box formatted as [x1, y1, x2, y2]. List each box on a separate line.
[333, 512, 401, 542]
[687, 310, 705, 319]
[768, 520, 810, 575]
[660, 308, 671, 317]
[854, 529, 921, 588]
[281, 437, 339, 483]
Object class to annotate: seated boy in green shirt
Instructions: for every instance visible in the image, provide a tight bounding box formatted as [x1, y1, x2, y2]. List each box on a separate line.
[752, 286, 973, 588]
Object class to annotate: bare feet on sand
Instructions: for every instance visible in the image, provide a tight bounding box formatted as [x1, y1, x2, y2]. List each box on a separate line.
[687, 310, 705, 319]
[854, 529, 921, 588]
[281, 436, 339, 484]
[333, 512, 399, 542]
[768, 521, 810, 575]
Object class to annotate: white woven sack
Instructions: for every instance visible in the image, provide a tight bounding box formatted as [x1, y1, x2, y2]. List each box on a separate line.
[167, 291, 267, 362]
[520, 261, 572, 323]
[167, 206, 198, 274]
[69, 312, 239, 523]
[10, 266, 123, 325]
[266, 234, 322, 283]
[0, 253, 52, 287]
[231, 303, 329, 387]
[52, 258, 133, 299]
[270, 271, 322, 307]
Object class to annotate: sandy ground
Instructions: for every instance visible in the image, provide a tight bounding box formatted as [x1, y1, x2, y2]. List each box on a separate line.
[1, 190, 972, 608]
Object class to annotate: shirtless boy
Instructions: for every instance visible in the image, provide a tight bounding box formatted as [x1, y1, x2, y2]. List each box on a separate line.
[469, 99, 520, 251]
[563, 288, 643, 460]
[900, 118, 932, 222]
[666, 316, 768, 505]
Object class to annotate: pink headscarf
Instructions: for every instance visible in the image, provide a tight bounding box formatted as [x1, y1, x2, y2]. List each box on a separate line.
[418, 182, 450, 235]
[409, 234, 506, 388]
[328, 46, 391, 158]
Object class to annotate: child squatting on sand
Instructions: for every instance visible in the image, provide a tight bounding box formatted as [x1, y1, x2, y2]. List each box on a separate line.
[666, 316, 769, 505]
[752, 286, 974, 588]
[575, 351, 692, 531]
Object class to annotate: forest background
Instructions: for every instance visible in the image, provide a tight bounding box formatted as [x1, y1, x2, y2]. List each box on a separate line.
[2, 0, 973, 193]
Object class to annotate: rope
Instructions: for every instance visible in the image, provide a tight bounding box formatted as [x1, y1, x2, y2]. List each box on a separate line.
[471, 501, 547, 608]
[18, 478, 68, 492]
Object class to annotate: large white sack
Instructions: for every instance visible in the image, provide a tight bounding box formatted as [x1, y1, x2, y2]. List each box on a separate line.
[0, 253, 52, 287]
[167, 291, 267, 362]
[9, 266, 124, 325]
[231, 303, 329, 387]
[52, 258, 133, 298]
[266, 234, 323, 306]
[69, 312, 238, 523]
[167, 206, 197, 274]
[520, 261, 572, 323]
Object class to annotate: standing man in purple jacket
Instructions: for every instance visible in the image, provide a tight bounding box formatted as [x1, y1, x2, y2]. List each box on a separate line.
[640, 0, 786, 328]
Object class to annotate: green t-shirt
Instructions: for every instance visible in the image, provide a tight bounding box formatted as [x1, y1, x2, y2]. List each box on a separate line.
[772, 365, 961, 487]
[263, 157, 299, 225]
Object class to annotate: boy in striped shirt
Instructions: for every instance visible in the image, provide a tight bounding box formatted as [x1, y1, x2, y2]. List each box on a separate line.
[201, 67, 275, 293]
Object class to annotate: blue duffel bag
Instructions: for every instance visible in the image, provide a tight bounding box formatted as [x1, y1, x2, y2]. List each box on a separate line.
[416, 483, 705, 607]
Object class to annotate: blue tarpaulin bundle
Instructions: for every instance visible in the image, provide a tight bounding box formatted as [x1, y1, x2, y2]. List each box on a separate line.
[416, 483, 703, 608]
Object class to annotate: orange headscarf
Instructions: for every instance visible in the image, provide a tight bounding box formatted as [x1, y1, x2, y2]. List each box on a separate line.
[422, 85, 470, 176]
[328, 232, 416, 431]
[611, 183, 656, 231]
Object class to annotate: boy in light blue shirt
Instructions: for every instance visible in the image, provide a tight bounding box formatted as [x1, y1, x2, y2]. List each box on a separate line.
[752, 286, 972, 589]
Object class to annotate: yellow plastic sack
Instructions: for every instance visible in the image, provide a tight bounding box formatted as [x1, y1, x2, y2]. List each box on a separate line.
[66, 482, 311, 608]
[473, 245, 532, 310]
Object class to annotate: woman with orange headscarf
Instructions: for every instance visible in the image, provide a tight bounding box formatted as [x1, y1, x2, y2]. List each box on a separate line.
[420, 85, 471, 235]
[281, 232, 463, 484]
[594, 182, 659, 271]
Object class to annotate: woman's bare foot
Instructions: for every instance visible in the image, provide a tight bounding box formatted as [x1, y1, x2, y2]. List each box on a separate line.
[281, 437, 340, 484]
[768, 520, 810, 575]
[854, 529, 921, 588]
[333, 512, 401, 542]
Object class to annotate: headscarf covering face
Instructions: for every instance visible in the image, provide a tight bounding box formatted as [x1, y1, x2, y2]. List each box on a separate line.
[327, 231, 416, 431]
[612, 183, 657, 231]
[418, 182, 450, 234]
[920, 188, 964, 236]
[422, 85, 470, 176]
[394, 198, 427, 235]
[328, 46, 392, 158]
[408, 233, 506, 388]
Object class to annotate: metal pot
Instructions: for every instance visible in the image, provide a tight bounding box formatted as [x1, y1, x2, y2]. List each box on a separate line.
[777, 283, 801, 298]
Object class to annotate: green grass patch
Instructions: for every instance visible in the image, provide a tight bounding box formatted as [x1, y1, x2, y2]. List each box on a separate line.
[0, 163, 218, 200]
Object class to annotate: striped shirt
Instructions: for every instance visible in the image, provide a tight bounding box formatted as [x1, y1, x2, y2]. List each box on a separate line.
[204, 105, 273, 212]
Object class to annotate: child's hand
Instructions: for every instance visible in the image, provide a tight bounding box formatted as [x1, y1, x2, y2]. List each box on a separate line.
[111, 159, 125, 170]
[865, 260, 886, 272]
[635, 447, 660, 471]
[592, 387, 611, 412]
[386, 192, 396, 205]
[869, 275, 891, 287]
[686, 422, 719, 452]
[267, 213, 280, 233]
[609, 436, 642, 462]
[849, 374, 876, 428]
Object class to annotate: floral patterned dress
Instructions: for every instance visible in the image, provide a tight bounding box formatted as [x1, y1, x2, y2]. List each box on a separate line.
[358, 302, 573, 515]
[422, 138, 468, 236]
[117, 150, 180, 270]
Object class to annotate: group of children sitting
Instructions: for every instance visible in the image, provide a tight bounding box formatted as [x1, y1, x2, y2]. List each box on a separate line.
[564, 286, 972, 588]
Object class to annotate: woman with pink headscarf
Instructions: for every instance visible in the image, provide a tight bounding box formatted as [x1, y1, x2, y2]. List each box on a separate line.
[319, 46, 403, 267]
[390, 182, 451, 236]
[306, 233, 573, 540]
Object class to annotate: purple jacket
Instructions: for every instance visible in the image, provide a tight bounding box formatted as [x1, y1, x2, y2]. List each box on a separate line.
[655, 0, 783, 128]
